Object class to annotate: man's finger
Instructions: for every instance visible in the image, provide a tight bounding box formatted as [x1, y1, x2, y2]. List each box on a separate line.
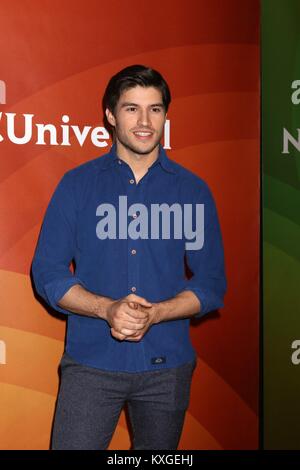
[126, 335, 143, 342]
[110, 328, 126, 341]
[128, 301, 138, 310]
[125, 329, 146, 341]
[125, 305, 150, 320]
[119, 327, 143, 336]
[120, 320, 147, 331]
[111, 327, 139, 341]
[126, 294, 152, 307]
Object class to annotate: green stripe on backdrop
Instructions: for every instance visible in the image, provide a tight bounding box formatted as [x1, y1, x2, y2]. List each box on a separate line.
[262, 0, 300, 449]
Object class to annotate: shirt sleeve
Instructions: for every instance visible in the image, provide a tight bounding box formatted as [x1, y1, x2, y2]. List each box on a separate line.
[180, 181, 227, 319]
[31, 172, 87, 315]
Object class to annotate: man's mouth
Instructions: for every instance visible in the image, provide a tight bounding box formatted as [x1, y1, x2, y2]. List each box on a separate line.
[133, 130, 154, 140]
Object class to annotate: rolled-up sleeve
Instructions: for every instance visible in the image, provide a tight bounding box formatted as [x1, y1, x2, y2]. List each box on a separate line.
[31, 172, 86, 315]
[181, 181, 227, 319]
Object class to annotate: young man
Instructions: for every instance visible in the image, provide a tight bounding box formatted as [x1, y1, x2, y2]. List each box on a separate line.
[32, 65, 226, 450]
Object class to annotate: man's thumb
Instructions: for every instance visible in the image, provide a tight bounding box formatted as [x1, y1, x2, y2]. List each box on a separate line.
[129, 301, 139, 309]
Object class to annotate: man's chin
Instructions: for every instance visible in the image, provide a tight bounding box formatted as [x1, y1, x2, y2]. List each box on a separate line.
[133, 147, 157, 155]
[127, 141, 160, 155]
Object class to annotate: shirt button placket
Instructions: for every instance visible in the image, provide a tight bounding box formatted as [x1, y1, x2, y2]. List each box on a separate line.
[127, 171, 139, 297]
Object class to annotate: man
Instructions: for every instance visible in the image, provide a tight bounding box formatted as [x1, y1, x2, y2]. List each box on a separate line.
[31, 65, 226, 450]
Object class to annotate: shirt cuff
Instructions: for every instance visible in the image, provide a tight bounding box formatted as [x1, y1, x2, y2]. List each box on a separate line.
[44, 277, 87, 315]
[181, 286, 207, 318]
[181, 284, 225, 319]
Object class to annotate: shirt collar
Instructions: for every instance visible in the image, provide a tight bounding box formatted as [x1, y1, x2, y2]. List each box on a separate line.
[99, 143, 177, 174]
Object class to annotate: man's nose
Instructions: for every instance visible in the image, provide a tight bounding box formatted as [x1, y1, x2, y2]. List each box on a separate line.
[137, 109, 151, 127]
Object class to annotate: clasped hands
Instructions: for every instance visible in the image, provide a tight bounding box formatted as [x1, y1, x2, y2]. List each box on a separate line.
[106, 294, 159, 342]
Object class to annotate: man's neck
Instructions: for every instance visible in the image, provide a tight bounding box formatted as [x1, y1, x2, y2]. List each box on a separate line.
[115, 142, 160, 183]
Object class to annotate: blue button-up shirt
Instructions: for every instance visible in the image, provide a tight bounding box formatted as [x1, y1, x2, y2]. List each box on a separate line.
[32, 143, 226, 372]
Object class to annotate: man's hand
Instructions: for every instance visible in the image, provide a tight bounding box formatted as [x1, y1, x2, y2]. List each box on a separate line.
[107, 294, 157, 342]
[112, 299, 160, 342]
[109, 290, 202, 341]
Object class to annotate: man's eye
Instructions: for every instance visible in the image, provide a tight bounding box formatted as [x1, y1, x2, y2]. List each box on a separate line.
[152, 107, 162, 113]
[126, 107, 136, 112]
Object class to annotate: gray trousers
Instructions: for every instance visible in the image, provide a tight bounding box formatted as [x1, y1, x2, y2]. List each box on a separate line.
[51, 352, 196, 450]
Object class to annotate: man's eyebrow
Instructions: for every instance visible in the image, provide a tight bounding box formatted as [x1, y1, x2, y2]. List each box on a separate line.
[120, 102, 164, 108]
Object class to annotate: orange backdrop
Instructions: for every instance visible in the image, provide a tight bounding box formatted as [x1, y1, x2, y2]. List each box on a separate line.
[0, 0, 260, 449]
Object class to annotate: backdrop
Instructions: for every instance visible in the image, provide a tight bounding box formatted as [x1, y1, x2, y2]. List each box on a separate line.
[0, 0, 260, 449]
[262, 0, 300, 450]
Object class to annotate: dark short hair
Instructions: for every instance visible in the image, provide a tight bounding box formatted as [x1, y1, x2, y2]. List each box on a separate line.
[102, 64, 171, 115]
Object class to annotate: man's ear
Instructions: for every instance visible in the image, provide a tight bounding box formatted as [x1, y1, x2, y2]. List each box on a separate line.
[105, 108, 116, 127]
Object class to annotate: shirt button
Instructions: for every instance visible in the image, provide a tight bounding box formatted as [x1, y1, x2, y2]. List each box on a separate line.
[118, 160, 122, 165]
[132, 213, 137, 219]
[131, 286, 136, 292]
[131, 249, 136, 255]
[129, 179, 135, 184]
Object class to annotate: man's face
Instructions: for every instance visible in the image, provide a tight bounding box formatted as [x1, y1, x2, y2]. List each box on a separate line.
[105, 85, 166, 156]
